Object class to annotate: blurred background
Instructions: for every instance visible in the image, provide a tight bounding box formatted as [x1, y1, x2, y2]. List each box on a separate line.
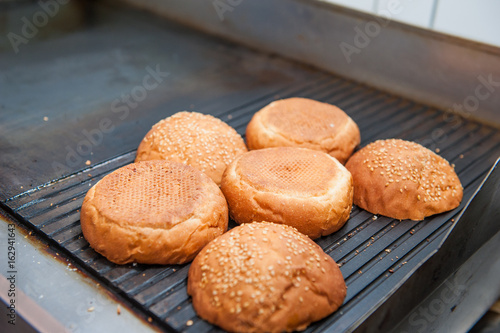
[323, 0, 500, 47]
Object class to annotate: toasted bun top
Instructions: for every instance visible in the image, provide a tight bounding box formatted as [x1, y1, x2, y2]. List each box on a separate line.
[345, 139, 463, 220]
[263, 98, 349, 142]
[221, 147, 354, 238]
[236, 147, 344, 197]
[81, 160, 228, 265]
[188, 222, 346, 332]
[93, 160, 205, 228]
[245, 97, 360, 163]
[135, 112, 247, 185]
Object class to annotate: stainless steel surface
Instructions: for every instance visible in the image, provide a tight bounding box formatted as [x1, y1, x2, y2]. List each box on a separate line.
[0, 215, 158, 333]
[120, 0, 500, 127]
[391, 230, 500, 333]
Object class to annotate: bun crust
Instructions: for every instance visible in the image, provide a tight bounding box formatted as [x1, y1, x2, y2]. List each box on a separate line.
[136, 112, 247, 185]
[246, 98, 360, 164]
[188, 222, 346, 333]
[221, 147, 353, 239]
[345, 139, 463, 220]
[80, 160, 228, 265]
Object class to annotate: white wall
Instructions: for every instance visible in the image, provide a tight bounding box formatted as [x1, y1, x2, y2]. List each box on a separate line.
[322, 0, 500, 48]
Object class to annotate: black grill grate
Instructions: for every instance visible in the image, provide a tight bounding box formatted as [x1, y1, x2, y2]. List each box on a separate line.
[4, 74, 500, 332]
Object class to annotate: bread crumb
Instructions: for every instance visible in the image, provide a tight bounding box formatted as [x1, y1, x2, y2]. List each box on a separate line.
[85, 160, 91, 166]
[43, 116, 49, 121]
[186, 320, 193, 326]
[385, 249, 391, 253]
[148, 317, 152, 323]
[117, 305, 121, 315]
[491, 300, 500, 314]
[435, 148, 440, 153]
[372, 215, 378, 220]
[459, 154, 464, 159]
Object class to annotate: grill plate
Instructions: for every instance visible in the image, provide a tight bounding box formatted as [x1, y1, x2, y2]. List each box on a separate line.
[1, 2, 500, 332]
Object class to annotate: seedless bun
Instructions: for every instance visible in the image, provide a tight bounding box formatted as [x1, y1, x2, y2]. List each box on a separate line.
[188, 222, 346, 332]
[246, 97, 360, 164]
[345, 139, 463, 220]
[221, 147, 353, 239]
[136, 112, 247, 185]
[80, 160, 228, 265]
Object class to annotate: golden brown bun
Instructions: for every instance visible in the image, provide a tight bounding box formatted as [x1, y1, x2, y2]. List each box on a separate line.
[135, 112, 247, 186]
[221, 147, 353, 239]
[80, 160, 228, 265]
[345, 139, 463, 220]
[246, 97, 360, 164]
[188, 222, 346, 332]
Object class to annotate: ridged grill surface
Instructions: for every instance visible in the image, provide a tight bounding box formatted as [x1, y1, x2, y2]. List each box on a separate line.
[3, 64, 500, 333]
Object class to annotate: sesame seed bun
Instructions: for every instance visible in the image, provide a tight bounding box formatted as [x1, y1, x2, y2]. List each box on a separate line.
[221, 147, 353, 239]
[345, 139, 463, 220]
[187, 222, 346, 332]
[245, 97, 360, 164]
[135, 112, 248, 186]
[80, 160, 228, 265]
